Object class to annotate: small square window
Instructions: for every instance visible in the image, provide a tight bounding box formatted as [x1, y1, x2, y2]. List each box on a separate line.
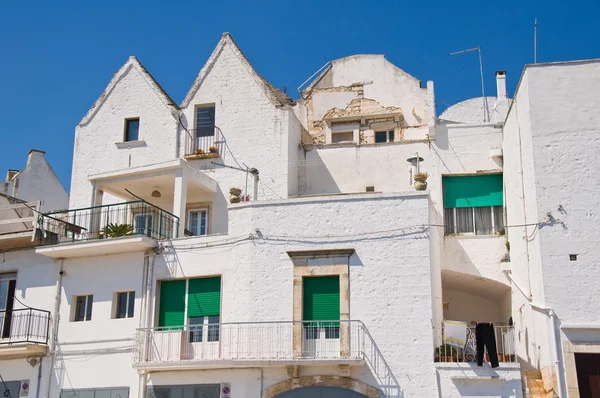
[331, 132, 354, 144]
[375, 130, 394, 143]
[125, 118, 140, 142]
[115, 291, 135, 319]
[570, 254, 578, 261]
[74, 295, 93, 322]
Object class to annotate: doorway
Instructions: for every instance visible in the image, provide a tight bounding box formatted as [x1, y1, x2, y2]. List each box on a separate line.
[576, 353, 600, 397]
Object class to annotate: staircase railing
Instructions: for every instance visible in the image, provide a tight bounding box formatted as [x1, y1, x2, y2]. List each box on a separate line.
[360, 322, 403, 398]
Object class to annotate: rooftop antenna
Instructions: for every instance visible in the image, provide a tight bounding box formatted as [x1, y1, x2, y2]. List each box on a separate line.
[449, 46, 489, 122]
[534, 18, 538, 64]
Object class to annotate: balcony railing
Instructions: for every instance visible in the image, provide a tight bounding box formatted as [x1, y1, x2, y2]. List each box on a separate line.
[183, 129, 225, 158]
[135, 320, 401, 397]
[38, 200, 179, 245]
[435, 323, 516, 363]
[0, 308, 51, 345]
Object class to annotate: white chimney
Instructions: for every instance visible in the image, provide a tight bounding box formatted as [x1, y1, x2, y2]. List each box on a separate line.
[496, 71, 507, 99]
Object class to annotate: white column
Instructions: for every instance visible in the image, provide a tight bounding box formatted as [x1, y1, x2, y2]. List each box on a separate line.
[173, 168, 188, 238]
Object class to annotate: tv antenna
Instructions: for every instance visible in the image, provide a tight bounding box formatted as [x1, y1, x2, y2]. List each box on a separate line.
[449, 46, 489, 122]
[534, 18, 538, 64]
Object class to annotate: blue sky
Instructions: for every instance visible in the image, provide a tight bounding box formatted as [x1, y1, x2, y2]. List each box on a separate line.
[1, 0, 599, 191]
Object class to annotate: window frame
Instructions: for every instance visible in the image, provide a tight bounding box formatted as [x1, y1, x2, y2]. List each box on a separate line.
[375, 130, 395, 143]
[73, 294, 93, 322]
[331, 131, 354, 144]
[194, 104, 216, 138]
[187, 208, 208, 236]
[445, 205, 504, 236]
[115, 291, 135, 319]
[124, 118, 140, 142]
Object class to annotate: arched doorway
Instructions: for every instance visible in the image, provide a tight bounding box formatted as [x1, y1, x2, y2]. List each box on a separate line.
[275, 386, 368, 398]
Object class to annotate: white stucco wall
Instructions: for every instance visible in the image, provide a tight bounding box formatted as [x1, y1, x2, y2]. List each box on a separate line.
[435, 363, 523, 398]
[3, 150, 69, 212]
[71, 59, 179, 209]
[312, 55, 429, 126]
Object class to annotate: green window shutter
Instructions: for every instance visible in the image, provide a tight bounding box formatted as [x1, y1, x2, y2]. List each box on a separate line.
[187, 276, 221, 317]
[303, 276, 340, 326]
[443, 174, 503, 208]
[158, 280, 186, 327]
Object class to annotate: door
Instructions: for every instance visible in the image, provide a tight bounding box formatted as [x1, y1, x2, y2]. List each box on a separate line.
[134, 213, 154, 237]
[195, 106, 216, 153]
[302, 276, 341, 358]
[275, 386, 367, 398]
[576, 353, 600, 397]
[0, 273, 17, 339]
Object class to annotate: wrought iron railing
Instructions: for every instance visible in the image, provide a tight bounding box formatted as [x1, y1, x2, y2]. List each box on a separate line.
[183, 128, 225, 158]
[0, 308, 51, 345]
[135, 320, 401, 397]
[435, 323, 516, 363]
[38, 200, 179, 245]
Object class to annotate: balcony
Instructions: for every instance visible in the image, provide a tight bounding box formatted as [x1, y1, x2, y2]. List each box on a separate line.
[183, 129, 225, 160]
[0, 308, 51, 359]
[435, 323, 516, 364]
[35, 200, 178, 258]
[134, 320, 400, 396]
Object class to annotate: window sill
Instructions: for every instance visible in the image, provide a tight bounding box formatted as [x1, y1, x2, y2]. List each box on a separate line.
[115, 140, 147, 149]
[444, 234, 505, 239]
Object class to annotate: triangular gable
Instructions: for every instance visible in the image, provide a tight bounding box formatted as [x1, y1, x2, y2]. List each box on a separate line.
[180, 32, 292, 109]
[79, 56, 179, 126]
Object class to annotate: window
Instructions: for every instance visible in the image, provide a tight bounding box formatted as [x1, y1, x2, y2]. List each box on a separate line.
[134, 213, 154, 236]
[188, 315, 220, 343]
[188, 209, 208, 236]
[303, 275, 340, 339]
[0, 273, 16, 338]
[375, 130, 395, 143]
[158, 277, 221, 342]
[195, 106, 215, 137]
[331, 132, 354, 143]
[115, 291, 135, 319]
[125, 119, 140, 142]
[443, 174, 504, 235]
[74, 295, 93, 322]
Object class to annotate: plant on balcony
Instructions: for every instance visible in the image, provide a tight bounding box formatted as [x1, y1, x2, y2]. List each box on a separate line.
[414, 172, 429, 191]
[209, 146, 218, 154]
[102, 223, 134, 238]
[229, 188, 242, 204]
[195, 149, 205, 155]
[435, 344, 461, 362]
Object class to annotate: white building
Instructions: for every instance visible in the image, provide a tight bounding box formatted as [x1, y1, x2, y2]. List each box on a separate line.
[0, 149, 68, 398]
[1, 33, 597, 398]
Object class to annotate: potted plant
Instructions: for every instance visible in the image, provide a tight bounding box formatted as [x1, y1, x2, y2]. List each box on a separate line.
[229, 188, 242, 204]
[102, 223, 134, 238]
[195, 149, 205, 155]
[435, 344, 460, 362]
[209, 146, 218, 154]
[414, 172, 429, 191]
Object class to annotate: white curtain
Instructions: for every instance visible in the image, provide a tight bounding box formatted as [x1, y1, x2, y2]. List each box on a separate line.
[475, 207, 493, 235]
[456, 208, 474, 233]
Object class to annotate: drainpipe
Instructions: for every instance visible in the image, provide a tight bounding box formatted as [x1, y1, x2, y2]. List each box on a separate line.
[46, 258, 64, 398]
[35, 357, 43, 398]
[530, 303, 565, 398]
[138, 253, 155, 398]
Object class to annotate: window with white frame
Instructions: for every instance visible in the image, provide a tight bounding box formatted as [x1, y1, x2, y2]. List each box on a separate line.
[73, 295, 93, 322]
[443, 174, 504, 235]
[331, 131, 354, 144]
[188, 209, 208, 236]
[115, 291, 135, 319]
[375, 130, 395, 143]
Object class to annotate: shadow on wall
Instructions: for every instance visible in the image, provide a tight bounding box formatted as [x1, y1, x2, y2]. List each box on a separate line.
[298, 150, 341, 195]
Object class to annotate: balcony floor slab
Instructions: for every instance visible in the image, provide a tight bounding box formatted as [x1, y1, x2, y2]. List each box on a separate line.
[134, 358, 364, 372]
[36, 235, 156, 259]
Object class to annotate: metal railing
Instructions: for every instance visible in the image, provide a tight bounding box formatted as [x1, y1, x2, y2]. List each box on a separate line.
[183, 128, 225, 157]
[38, 200, 179, 245]
[135, 320, 401, 397]
[435, 323, 516, 363]
[0, 308, 51, 345]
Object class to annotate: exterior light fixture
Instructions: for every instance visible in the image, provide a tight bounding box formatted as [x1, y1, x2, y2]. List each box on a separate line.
[151, 187, 161, 198]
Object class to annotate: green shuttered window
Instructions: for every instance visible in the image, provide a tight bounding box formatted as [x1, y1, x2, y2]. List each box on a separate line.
[303, 276, 340, 325]
[443, 174, 503, 208]
[187, 277, 221, 317]
[158, 280, 185, 327]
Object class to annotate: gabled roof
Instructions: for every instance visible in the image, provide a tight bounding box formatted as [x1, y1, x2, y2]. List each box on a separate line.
[79, 56, 179, 127]
[181, 32, 292, 108]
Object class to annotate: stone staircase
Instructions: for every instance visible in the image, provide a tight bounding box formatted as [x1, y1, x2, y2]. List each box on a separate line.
[522, 370, 557, 398]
